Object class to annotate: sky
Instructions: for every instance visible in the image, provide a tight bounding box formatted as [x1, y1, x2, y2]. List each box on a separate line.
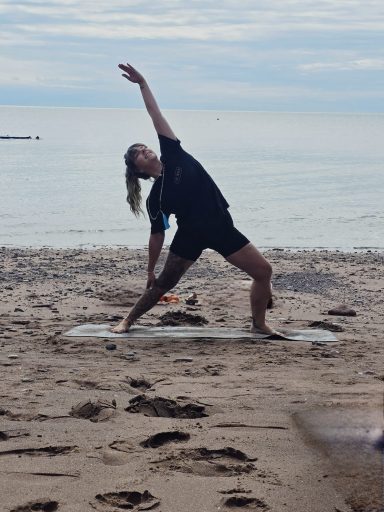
[1, 0, 383, 112]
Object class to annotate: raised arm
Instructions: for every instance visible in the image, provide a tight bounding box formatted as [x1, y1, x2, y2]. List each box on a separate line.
[118, 62, 177, 141]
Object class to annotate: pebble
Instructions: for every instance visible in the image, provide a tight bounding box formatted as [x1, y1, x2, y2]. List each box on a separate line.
[124, 352, 139, 361]
[105, 343, 117, 351]
[174, 357, 194, 362]
[8, 354, 19, 359]
[357, 370, 376, 377]
[328, 304, 356, 316]
[21, 377, 34, 383]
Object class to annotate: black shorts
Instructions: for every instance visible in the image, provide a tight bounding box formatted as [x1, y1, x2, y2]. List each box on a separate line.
[170, 211, 250, 261]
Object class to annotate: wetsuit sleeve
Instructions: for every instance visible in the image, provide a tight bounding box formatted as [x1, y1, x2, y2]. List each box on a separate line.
[146, 200, 170, 234]
[149, 218, 164, 234]
[149, 215, 170, 234]
[158, 134, 182, 159]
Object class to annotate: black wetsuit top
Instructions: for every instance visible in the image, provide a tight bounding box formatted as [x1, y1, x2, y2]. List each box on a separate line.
[146, 135, 229, 234]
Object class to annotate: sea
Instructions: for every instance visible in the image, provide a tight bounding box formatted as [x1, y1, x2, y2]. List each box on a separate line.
[1, 106, 383, 251]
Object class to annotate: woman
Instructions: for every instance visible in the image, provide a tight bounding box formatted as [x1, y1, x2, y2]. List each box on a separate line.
[111, 62, 275, 335]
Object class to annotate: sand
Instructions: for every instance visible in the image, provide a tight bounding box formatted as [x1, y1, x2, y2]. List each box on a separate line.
[0, 247, 383, 512]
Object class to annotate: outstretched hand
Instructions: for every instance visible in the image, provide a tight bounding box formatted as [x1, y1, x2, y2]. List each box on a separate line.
[118, 62, 145, 85]
[118, 61, 177, 140]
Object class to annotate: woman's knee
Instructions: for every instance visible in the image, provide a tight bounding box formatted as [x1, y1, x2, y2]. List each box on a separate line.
[265, 260, 273, 279]
[252, 260, 272, 282]
[155, 272, 180, 293]
[155, 252, 193, 292]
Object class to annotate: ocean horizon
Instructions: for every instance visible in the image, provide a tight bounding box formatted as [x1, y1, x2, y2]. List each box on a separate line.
[1, 106, 383, 251]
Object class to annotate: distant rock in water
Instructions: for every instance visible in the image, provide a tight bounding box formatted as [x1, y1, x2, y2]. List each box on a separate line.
[0, 135, 32, 140]
[0, 135, 40, 140]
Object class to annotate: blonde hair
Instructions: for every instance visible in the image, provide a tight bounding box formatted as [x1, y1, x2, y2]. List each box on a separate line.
[124, 143, 150, 217]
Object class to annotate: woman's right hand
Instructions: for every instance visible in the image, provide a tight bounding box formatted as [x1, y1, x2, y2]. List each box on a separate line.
[146, 271, 156, 289]
[118, 63, 145, 86]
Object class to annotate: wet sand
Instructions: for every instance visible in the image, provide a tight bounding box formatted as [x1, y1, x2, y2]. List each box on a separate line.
[0, 247, 383, 512]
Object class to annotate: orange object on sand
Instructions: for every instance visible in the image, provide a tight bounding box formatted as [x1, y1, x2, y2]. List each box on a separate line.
[159, 294, 180, 304]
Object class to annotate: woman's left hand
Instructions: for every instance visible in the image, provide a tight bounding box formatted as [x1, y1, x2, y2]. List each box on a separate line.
[118, 63, 145, 85]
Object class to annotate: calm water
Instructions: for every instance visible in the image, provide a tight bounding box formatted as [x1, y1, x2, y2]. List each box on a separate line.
[1, 106, 383, 250]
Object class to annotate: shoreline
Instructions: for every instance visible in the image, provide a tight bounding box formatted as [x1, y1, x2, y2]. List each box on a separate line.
[0, 247, 383, 511]
[1, 244, 383, 253]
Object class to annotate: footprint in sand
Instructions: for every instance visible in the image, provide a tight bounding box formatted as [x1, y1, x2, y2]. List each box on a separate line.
[103, 432, 190, 464]
[140, 431, 190, 448]
[10, 501, 59, 512]
[127, 377, 153, 391]
[150, 446, 257, 477]
[98, 449, 132, 466]
[126, 395, 208, 418]
[0, 428, 29, 440]
[0, 446, 76, 457]
[222, 496, 269, 510]
[72, 379, 100, 390]
[93, 490, 159, 511]
[0, 409, 51, 422]
[70, 399, 116, 422]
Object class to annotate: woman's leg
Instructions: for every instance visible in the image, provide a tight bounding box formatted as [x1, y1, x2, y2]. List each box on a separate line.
[225, 243, 275, 334]
[111, 251, 194, 333]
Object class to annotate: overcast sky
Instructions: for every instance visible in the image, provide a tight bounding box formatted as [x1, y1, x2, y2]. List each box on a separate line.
[1, 0, 383, 111]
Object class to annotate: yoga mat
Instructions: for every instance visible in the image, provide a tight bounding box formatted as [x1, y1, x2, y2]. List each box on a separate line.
[63, 324, 338, 342]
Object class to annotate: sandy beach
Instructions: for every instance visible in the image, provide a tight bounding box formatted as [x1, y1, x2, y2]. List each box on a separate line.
[0, 247, 383, 512]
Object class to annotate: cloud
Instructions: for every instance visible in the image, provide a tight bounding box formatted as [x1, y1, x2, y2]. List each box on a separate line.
[299, 59, 384, 72]
[0, 55, 95, 88]
[0, 0, 383, 110]
[2, 0, 384, 43]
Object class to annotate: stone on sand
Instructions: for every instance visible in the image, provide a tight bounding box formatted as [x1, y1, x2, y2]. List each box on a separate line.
[328, 304, 357, 316]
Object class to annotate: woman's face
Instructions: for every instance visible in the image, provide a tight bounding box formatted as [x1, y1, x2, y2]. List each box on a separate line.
[133, 144, 159, 172]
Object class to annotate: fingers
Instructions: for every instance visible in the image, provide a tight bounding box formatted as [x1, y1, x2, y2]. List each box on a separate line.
[118, 63, 135, 74]
[118, 63, 132, 78]
[146, 277, 156, 289]
[118, 63, 132, 70]
[119, 64, 139, 83]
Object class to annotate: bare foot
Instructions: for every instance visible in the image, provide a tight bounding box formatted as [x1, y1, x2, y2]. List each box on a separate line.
[110, 318, 132, 333]
[250, 323, 280, 336]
